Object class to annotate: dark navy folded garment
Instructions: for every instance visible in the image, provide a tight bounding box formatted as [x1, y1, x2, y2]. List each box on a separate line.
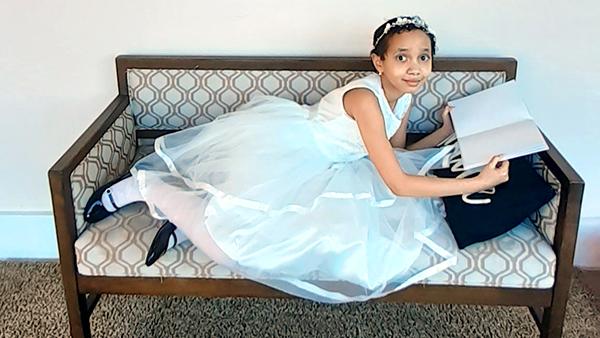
[434, 157, 556, 249]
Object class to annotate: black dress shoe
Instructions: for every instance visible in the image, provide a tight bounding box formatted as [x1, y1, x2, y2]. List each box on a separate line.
[145, 221, 178, 266]
[83, 172, 132, 223]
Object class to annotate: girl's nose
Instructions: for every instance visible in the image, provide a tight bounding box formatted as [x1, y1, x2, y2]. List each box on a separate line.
[408, 65, 421, 76]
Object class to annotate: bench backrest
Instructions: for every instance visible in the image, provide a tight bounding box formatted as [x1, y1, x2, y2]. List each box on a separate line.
[117, 56, 516, 133]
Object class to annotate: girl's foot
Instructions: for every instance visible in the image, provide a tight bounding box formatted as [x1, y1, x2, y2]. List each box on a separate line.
[83, 173, 142, 223]
[145, 221, 180, 266]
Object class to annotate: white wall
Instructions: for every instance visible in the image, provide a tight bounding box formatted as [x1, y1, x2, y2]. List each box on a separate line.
[1, 1, 599, 259]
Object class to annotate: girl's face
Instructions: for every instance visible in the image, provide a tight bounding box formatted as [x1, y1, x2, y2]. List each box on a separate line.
[371, 30, 433, 96]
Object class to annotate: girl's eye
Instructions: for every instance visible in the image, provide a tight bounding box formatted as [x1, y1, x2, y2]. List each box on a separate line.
[420, 54, 431, 62]
[396, 55, 407, 62]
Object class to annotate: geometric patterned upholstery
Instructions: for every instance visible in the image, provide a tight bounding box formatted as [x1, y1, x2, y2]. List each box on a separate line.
[527, 154, 561, 245]
[70, 107, 137, 236]
[74, 201, 555, 289]
[75, 203, 242, 279]
[74, 144, 556, 288]
[128, 69, 506, 132]
[422, 219, 555, 288]
[74, 202, 555, 288]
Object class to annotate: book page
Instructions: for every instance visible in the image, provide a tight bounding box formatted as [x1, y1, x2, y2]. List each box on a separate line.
[457, 119, 548, 170]
[449, 80, 533, 138]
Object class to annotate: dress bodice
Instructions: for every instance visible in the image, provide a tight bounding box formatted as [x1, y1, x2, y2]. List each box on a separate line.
[307, 73, 412, 162]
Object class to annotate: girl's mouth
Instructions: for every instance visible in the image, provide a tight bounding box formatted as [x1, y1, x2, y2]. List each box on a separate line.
[403, 79, 421, 87]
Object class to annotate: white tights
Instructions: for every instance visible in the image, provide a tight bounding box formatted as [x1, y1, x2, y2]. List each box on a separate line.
[105, 176, 233, 266]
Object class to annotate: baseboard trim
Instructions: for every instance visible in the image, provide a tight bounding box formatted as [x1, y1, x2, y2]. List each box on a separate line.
[0, 213, 58, 260]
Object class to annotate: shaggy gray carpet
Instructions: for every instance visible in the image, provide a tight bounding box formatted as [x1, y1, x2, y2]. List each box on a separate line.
[0, 261, 598, 337]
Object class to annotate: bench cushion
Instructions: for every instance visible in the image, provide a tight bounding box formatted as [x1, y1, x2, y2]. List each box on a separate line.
[74, 145, 555, 289]
[74, 202, 555, 288]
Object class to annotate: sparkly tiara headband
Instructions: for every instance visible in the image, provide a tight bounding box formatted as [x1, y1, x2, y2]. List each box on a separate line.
[373, 15, 436, 49]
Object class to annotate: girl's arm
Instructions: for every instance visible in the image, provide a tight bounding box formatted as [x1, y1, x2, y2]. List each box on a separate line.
[343, 89, 508, 197]
[389, 104, 452, 150]
[406, 105, 454, 150]
[389, 108, 409, 149]
[406, 124, 453, 150]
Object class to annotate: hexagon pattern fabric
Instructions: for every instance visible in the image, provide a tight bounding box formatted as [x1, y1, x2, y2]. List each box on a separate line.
[74, 193, 555, 288]
[127, 69, 506, 132]
[528, 154, 561, 245]
[70, 107, 137, 236]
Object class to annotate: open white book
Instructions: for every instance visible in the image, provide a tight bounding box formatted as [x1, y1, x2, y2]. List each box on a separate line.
[448, 80, 548, 170]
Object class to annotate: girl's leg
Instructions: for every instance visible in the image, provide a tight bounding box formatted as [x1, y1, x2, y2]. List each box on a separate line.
[142, 181, 233, 266]
[100, 176, 144, 212]
[96, 176, 194, 259]
[172, 227, 187, 246]
[105, 174, 231, 266]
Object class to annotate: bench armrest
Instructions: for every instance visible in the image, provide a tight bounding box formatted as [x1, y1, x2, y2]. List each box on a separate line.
[49, 95, 134, 253]
[534, 136, 584, 274]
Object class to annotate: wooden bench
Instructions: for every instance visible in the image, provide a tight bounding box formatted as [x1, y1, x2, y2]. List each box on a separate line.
[48, 55, 584, 337]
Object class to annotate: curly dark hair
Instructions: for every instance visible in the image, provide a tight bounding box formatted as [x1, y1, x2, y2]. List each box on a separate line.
[370, 19, 437, 60]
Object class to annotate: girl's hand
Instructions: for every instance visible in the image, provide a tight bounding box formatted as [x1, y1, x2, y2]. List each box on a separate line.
[476, 155, 510, 190]
[440, 104, 454, 133]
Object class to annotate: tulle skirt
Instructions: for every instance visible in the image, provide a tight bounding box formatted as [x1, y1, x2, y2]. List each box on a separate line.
[131, 96, 458, 303]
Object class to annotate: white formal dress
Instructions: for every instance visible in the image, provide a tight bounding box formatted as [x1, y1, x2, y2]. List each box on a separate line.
[131, 73, 458, 303]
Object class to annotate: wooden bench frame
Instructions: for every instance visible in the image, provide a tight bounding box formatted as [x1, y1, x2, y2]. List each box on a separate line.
[48, 55, 584, 337]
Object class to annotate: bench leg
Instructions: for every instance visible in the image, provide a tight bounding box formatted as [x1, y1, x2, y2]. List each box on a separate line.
[539, 277, 572, 338]
[63, 291, 92, 338]
[71, 293, 92, 338]
[529, 304, 565, 338]
[539, 301, 568, 338]
[57, 253, 93, 337]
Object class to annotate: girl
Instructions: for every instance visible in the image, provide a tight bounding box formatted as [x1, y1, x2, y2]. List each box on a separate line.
[84, 15, 509, 303]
